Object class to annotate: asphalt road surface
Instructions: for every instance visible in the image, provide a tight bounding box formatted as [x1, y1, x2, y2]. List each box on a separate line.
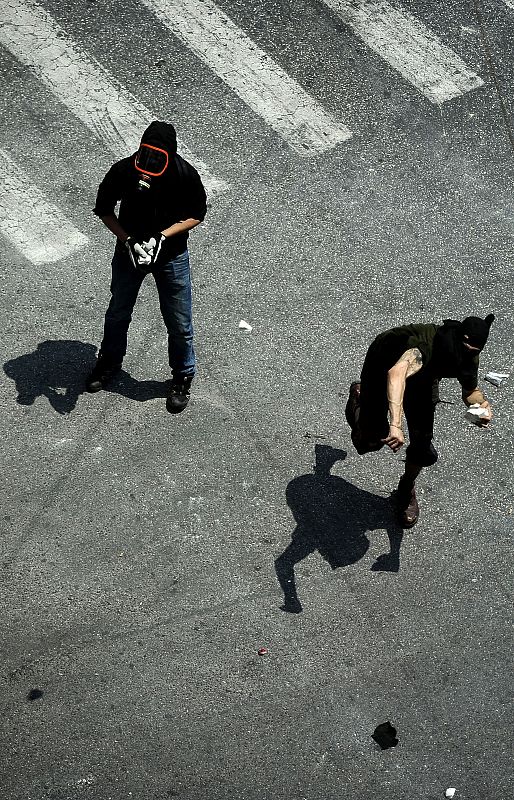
[1, 2, 513, 799]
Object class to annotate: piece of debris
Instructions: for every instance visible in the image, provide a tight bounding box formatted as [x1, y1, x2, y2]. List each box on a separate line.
[304, 432, 327, 439]
[465, 403, 490, 425]
[76, 776, 96, 787]
[27, 689, 43, 702]
[372, 721, 398, 749]
[484, 371, 509, 387]
[238, 320, 252, 332]
[257, 647, 268, 656]
[445, 789, 456, 799]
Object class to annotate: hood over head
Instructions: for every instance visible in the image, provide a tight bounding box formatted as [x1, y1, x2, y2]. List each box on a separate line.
[140, 121, 177, 155]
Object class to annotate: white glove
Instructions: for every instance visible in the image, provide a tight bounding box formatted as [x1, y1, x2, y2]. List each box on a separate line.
[125, 237, 152, 270]
[141, 234, 165, 267]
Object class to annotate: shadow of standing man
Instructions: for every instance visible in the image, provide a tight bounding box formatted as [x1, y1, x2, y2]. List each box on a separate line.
[3, 340, 97, 415]
[275, 444, 404, 613]
[4, 340, 174, 415]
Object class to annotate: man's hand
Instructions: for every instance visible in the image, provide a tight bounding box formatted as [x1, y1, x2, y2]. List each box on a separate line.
[141, 233, 165, 267]
[463, 387, 492, 427]
[381, 425, 405, 452]
[477, 400, 493, 426]
[125, 237, 152, 271]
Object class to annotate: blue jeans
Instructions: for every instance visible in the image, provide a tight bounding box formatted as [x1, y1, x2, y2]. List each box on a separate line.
[99, 248, 195, 379]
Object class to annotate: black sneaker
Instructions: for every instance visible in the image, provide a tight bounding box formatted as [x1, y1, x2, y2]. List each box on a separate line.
[86, 357, 121, 393]
[166, 375, 193, 413]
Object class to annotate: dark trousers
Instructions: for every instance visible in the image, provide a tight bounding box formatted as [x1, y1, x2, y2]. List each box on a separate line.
[99, 248, 195, 379]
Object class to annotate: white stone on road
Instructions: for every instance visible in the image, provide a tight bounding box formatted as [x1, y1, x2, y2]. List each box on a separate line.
[140, 0, 352, 154]
[0, 0, 228, 196]
[0, 149, 88, 264]
[322, 0, 484, 104]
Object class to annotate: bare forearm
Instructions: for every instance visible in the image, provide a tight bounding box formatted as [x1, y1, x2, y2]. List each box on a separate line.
[100, 214, 129, 242]
[382, 349, 422, 451]
[386, 348, 423, 427]
[161, 218, 201, 238]
[99, 214, 201, 243]
[386, 370, 406, 427]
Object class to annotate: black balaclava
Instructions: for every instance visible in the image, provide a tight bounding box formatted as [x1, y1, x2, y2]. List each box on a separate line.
[431, 314, 495, 378]
[461, 314, 495, 349]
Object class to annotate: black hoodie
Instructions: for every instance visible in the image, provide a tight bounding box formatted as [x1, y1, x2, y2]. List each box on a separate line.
[93, 121, 207, 259]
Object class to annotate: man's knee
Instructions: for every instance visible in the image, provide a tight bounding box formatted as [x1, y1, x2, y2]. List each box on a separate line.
[105, 307, 133, 324]
[164, 318, 193, 339]
[406, 437, 438, 467]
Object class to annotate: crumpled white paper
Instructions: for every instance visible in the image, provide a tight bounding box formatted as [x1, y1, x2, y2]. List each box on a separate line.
[445, 789, 456, 799]
[484, 371, 509, 387]
[238, 319, 253, 332]
[465, 403, 490, 425]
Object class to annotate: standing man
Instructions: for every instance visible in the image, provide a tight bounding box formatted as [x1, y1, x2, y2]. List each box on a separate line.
[345, 315, 495, 527]
[87, 121, 207, 413]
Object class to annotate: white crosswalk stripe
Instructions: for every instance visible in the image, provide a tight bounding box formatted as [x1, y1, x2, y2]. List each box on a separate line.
[0, 0, 494, 266]
[0, 0, 228, 197]
[322, 0, 484, 104]
[139, 0, 352, 155]
[0, 150, 88, 264]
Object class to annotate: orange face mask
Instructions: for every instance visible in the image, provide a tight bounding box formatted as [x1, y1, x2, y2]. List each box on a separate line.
[134, 143, 169, 177]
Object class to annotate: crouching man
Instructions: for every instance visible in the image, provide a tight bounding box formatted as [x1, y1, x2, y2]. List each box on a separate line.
[345, 315, 495, 527]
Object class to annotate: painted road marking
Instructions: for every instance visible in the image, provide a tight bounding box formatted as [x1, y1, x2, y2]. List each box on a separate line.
[140, 0, 352, 155]
[0, 150, 88, 264]
[0, 0, 228, 195]
[322, 0, 484, 104]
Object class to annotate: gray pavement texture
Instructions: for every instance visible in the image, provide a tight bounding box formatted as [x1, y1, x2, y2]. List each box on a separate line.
[1, 1, 513, 799]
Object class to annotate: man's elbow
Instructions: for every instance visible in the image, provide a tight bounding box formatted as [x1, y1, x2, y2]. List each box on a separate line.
[387, 363, 407, 380]
[93, 210, 114, 221]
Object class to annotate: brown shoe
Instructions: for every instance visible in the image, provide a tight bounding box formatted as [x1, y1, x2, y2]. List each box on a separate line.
[395, 481, 420, 528]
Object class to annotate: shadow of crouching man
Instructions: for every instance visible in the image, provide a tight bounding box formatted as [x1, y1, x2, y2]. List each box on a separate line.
[3, 340, 170, 415]
[275, 444, 404, 614]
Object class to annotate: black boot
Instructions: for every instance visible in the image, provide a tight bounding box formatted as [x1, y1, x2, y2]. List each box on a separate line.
[86, 356, 121, 393]
[166, 375, 193, 413]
